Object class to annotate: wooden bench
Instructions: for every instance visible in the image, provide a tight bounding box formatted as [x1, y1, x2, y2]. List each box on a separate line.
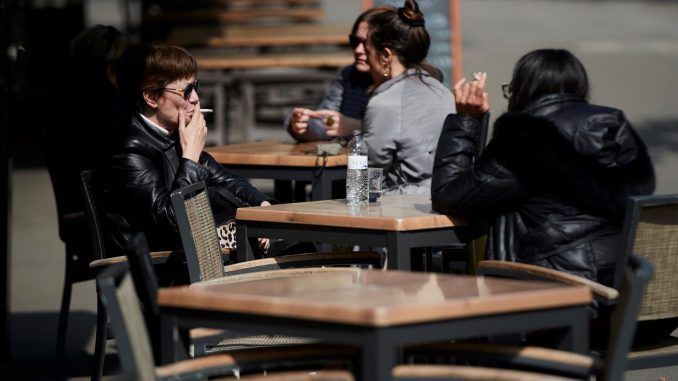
[194, 51, 352, 70]
[167, 24, 349, 48]
[148, 7, 323, 23]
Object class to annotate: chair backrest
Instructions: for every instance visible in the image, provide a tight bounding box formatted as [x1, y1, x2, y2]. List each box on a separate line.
[602, 254, 653, 381]
[171, 182, 225, 283]
[615, 194, 678, 321]
[123, 231, 162, 362]
[80, 170, 107, 260]
[97, 263, 157, 381]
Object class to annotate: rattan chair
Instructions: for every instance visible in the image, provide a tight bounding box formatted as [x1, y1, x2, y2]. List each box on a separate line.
[41, 139, 96, 364]
[168, 181, 382, 355]
[394, 254, 653, 381]
[614, 194, 678, 370]
[79, 169, 173, 380]
[123, 231, 357, 361]
[169, 181, 383, 284]
[476, 194, 678, 372]
[97, 250, 357, 381]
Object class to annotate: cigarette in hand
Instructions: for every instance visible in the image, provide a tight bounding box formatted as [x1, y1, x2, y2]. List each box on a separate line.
[200, 108, 213, 113]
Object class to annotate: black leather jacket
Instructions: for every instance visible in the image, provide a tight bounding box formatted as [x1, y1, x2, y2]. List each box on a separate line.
[103, 114, 274, 251]
[431, 94, 655, 284]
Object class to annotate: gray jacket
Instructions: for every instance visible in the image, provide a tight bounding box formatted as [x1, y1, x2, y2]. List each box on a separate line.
[363, 69, 455, 195]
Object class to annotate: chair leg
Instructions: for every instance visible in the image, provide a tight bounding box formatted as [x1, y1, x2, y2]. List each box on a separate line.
[56, 251, 74, 361]
[92, 287, 106, 381]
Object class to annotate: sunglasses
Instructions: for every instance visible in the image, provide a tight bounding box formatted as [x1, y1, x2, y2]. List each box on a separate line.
[163, 80, 200, 100]
[348, 34, 367, 49]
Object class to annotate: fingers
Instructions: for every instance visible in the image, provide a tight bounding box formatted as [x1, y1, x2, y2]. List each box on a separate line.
[453, 77, 466, 101]
[454, 72, 490, 118]
[178, 110, 186, 129]
[258, 238, 270, 252]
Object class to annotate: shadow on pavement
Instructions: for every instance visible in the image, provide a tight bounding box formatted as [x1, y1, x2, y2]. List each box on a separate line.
[2, 311, 120, 380]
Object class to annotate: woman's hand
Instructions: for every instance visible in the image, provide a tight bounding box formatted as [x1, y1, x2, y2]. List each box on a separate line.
[289, 108, 316, 135]
[319, 110, 359, 138]
[257, 201, 272, 252]
[179, 104, 207, 162]
[453, 72, 490, 119]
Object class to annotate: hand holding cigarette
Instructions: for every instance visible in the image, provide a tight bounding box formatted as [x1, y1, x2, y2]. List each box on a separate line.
[453, 72, 489, 119]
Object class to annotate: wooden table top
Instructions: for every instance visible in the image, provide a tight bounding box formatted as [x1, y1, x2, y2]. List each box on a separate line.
[167, 24, 350, 48]
[205, 140, 347, 167]
[235, 194, 465, 231]
[194, 51, 353, 70]
[158, 268, 592, 326]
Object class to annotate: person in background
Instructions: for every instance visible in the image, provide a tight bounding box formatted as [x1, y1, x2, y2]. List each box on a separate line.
[285, 7, 389, 142]
[431, 49, 655, 287]
[41, 25, 133, 249]
[362, 0, 455, 195]
[105, 43, 274, 256]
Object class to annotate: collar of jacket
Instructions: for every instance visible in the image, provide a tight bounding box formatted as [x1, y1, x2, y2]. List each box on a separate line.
[131, 113, 178, 151]
[371, 67, 432, 97]
[523, 93, 588, 116]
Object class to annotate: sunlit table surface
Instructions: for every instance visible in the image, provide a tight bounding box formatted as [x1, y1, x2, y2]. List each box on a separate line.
[159, 268, 592, 380]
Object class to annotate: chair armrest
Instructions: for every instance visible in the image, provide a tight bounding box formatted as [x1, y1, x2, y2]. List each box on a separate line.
[156, 345, 356, 379]
[222, 251, 382, 276]
[238, 370, 355, 380]
[89, 250, 173, 269]
[196, 267, 362, 286]
[404, 342, 597, 379]
[155, 352, 238, 379]
[478, 260, 619, 302]
[392, 364, 575, 381]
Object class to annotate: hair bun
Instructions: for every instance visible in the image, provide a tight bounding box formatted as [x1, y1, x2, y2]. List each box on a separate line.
[397, 3, 425, 27]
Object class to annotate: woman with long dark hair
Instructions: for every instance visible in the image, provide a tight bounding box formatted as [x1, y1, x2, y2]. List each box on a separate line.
[431, 49, 655, 285]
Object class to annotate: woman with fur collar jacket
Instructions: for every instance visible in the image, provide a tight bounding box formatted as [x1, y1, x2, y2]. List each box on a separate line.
[431, 49, 655, 286]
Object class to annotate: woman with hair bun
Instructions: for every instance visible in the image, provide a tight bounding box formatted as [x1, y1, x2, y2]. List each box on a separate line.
[362, 0, 455, 195]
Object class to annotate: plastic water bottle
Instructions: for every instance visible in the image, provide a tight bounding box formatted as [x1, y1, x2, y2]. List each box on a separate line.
[346, 130, 368, 205]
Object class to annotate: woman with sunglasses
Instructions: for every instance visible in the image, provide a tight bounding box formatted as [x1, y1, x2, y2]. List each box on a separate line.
[286, 7, 389, 141]
[361, 0, 455, 195]
[431, 49, 655, 287]
[104, 43, 274, 256]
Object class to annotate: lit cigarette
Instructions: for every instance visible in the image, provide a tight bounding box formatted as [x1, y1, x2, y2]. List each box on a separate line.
[200, 108, 213, 113]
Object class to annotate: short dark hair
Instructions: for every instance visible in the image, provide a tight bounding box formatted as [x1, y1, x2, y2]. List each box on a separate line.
[367, 0, 440, 80]
[117, 43, 197, 112]
[509, 49, 589, 112]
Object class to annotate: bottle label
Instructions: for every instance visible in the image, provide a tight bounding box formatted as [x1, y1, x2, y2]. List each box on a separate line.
[347, 155, 368, 170]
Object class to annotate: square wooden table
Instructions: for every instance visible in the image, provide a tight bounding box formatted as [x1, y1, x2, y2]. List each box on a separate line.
[235, 194, 467, 270]
[206, 140, 346, 201]
[158, 268, 592, 381]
